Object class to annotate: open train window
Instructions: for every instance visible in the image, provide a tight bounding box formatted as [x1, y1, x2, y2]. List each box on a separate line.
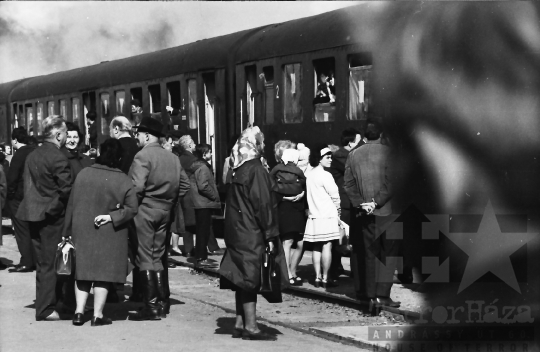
[283, 63, 303, 124]
[148, 84, 161, 114]
[262, 66, 274, 124]
[100, 93, 111, 136]
[37, 102, 44, 134]
[25, 104, 34, 135]
[115, 91, 126, 116]
[166, 82, 181, 129]
[47, 101, 55, 117]
[71, 98, 80, 127]
[59, 100, 67, 120]
[245, 65, 257, 127]
[313, 58, 335, 122]
[348, 53, 372, 121]
[18, 105, 25, 128]
[187, 79, 198, 130]
[130, 88, 143, 126]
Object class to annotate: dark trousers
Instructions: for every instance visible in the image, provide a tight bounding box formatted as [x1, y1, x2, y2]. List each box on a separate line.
[352, 215, 399, 298]
[195, 208, 212, 261]
[182, 231, 194, 255]
[9, 199, 36, 267]
[329, 208, 351, 278]
[134, 206, 169, 271]
[29, 215, 64, 319]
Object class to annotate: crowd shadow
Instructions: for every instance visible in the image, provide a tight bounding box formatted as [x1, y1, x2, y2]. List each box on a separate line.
[214, 317, 282, 337]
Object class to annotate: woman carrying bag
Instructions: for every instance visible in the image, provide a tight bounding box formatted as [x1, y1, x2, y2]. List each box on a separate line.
[219, 126, 288, 341]
[62, 139, 138, 326]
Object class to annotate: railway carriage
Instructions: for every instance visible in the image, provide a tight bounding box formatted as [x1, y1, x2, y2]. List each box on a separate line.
[0, 4, 379, 180]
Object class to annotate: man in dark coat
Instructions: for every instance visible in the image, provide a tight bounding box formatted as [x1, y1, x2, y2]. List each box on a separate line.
[109, 116, 139, 174]
[325, 128, 364, 281]
[343, 119, 398, 311]
[86, 111, 98, 149]
[16, 116, 72, 321]
[6, 128, 37, 273]
[128, 116, 189, 321]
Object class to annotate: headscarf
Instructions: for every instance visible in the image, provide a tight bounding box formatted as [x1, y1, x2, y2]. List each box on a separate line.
[230, 126, 265, 169]
[281, 148, 299, 165]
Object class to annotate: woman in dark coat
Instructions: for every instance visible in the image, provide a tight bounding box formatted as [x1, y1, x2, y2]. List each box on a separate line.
[62, 139, 138, 326]
[219, 126, 288, 341]
[61, 121, 93, 180]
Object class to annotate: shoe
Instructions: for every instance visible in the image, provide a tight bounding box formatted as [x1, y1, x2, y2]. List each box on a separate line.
[8, 265, 35, 273]
[168, 262, 177, 269]
[208, 249, 225, 256]
[232, 328, 243, 338]
[170, 249, 183, 256]
[322, 279, 339, 289]
[376, 297, 401, 308]
[289, 277, 303, 286]
[0, 262, 7, 270]
[242, 330, 277, 341]
[314, 278, 322, 288]
[72, 313, 84, 326]
[196, 259, 217, 268]
[37, 311, 60, 321]
[91, 316, 112, 326]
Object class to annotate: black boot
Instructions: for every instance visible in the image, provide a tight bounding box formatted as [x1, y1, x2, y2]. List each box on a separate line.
[128, 270, 161, 321]
[155, 270, 170, 318]
[128, 267, 143, 302]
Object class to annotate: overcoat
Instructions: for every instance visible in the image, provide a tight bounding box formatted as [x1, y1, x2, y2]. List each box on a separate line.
[16, 142, 72, 222]
[61, 147, 93, 180]
[62, 164, 138, 283]
[185, 159, 221, 210]
[219, 159, 288, 302]
[178, 150, 198, 226]
[270, 163, 306, 235]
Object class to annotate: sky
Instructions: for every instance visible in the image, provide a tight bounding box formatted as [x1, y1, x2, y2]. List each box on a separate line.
[0, 2, 356, 84]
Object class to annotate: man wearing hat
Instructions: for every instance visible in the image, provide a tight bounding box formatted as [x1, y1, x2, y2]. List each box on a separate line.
[128, 116, 190, 321]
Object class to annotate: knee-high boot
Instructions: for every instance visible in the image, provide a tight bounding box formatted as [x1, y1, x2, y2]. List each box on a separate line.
[155, 270, 170, 318]
[128, 270, 161, 321]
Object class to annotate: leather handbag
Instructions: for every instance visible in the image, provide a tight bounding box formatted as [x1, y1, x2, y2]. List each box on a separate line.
[259, 246, 277, 293]
[335, 220, 352, 257]
[55, 237, 75, 276]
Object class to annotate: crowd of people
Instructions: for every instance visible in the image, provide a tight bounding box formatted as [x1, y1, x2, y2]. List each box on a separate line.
[0, 111, 399, 339]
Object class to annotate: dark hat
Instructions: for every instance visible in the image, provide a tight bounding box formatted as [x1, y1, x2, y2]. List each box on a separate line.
[135, 116, 165, 137]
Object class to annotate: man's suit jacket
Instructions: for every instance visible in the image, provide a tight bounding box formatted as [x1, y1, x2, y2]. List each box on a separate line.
[118, 136, 140, 175]
[343, 139, 392, 216]
[16, 142, 72, 222]
[128, 142, 189, 211]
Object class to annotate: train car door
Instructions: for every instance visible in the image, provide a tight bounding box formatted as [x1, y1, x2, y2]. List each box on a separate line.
[203, 72, 216, 174]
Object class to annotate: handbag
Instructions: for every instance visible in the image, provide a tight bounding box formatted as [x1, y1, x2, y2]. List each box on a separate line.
[55, 237, 75, 276]
[335, 220, 352, 257]
[259, 246, 277, 293]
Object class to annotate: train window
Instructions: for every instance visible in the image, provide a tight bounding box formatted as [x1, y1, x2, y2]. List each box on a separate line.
[245, 65, 257, 127]
[148, 84, 161, 114]
[100, 93, 111, 136]
[25, 104, 34, 135]
[18, 105, 25, 127]
[37, 103, 44, 134]
[166, 82, 181, 111]
[71, 98, 80, 127]
[130, 88, 143, 126]
[59, 100, 67, 119]
[348, 53, 372, 121]
[262, 66, 274, 124]
[12, 103, 18, 130]
[47, 101, 55, 116]
[313, 58, 335, 122]
[115, 91, 126, 116]
[283, 63, 303, 124]
[83, 91, 97, 119]
[187, 79, 198, 130]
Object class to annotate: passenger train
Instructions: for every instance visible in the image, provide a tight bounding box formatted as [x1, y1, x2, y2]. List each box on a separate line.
[0, 4, 385, 180]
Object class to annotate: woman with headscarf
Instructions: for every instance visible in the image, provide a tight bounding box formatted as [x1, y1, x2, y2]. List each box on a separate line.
[219, 126, 287, 341]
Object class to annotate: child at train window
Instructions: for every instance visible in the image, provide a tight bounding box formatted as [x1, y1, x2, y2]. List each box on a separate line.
[313, 73, 333, 105]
